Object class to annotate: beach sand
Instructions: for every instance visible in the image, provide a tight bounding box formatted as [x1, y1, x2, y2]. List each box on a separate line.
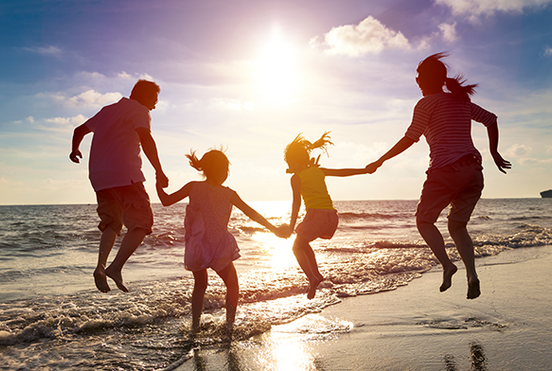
[168, 245, 552, 370]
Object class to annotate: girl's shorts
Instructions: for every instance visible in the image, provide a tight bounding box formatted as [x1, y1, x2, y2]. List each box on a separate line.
[296, 209, 338, 242]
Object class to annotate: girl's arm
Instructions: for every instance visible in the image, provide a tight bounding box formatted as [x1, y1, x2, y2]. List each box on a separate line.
[320, 167, 369, 177]
[289, 174, 302, 231]
[156, 181, 193, 207]
[230, 192, 279, 234]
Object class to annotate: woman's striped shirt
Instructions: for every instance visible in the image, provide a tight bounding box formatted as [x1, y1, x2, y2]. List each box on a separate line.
[405, 92, 497, 170]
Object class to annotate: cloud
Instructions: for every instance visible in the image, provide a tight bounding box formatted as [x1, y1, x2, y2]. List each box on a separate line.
[436, 0, 552, 18]
[51, 89, 123, 109]
[438, 22, 458, 43]
[315, 16, 410, 57]
[519, 158, 539, 165]
[23, 45, 63, 57]
[45, 115, 88, 127]
[38, 115, 88, 132]
[544, 46, 552, 57]
[506, 143, 532, 157]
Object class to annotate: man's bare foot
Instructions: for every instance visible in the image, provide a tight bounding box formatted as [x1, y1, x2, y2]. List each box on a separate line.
[307, 276, 324, 299]
[94, 268, 111, 293]
[467, 277, 481, 299]
[440, 264, 458, 292]
[105, 266, 129, 292]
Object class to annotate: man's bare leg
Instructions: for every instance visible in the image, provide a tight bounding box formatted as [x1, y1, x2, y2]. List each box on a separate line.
[94, 227, 118, 293]
[105, 227, 148, 292]
[417, 219, 458, 292]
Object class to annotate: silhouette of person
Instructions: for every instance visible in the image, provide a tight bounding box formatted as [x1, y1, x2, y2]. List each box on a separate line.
[283, 132, 369, 299]
[156, 149, 287, 336]
[366, 53, 511, 299]
[70, 79, 169, 293]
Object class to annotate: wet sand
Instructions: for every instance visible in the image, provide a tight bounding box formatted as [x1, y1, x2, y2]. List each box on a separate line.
[168, 245, 552, 370]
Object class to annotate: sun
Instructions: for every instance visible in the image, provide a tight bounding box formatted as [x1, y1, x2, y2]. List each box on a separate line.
[255, 33, 301, 103]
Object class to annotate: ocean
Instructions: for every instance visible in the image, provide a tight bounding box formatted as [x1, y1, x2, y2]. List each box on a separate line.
[1, 199, 551, 370]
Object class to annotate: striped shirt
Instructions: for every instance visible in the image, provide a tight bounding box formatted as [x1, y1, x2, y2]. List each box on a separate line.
[405, 92, 497, 170]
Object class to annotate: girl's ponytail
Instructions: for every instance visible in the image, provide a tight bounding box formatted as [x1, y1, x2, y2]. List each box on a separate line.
[186, 151, 202, 172]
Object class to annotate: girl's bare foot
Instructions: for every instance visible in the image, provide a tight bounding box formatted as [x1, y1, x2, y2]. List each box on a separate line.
[439, 264, 458, 292]
[307, 276, 324, 299]
[105, 266, 129, 292]
[94, 267, 111, 293]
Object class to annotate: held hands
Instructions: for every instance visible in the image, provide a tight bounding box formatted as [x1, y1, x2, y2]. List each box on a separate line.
[156, 172, 169, 188]
[274, 224, 293, 239]
[365, 160, 383, 174]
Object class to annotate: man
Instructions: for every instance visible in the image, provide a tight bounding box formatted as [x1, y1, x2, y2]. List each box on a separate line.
[70, 79, 169, 293]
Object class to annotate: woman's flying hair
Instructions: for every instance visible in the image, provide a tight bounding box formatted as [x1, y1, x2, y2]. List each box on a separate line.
[284, 131, 333, 171]
[417, 52, 478, 102]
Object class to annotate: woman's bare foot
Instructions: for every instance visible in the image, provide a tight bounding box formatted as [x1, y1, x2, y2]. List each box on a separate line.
[440, 264, 458, 292]
[307, 276, 324, 299]
[94, 267, 111, 293]
[467, 277, 481, 299]
[105, 266, 129, 292]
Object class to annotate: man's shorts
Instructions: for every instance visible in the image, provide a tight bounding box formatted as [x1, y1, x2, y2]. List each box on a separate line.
[296, 208, 339, 242]
[416, 155, 484, 224]
[95, 182, 154, 235]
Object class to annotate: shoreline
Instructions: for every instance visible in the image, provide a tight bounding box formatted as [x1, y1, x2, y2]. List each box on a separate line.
[170, 244, 552, 370]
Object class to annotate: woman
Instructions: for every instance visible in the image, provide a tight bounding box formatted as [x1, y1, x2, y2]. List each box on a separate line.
[366, 52, 511, 299]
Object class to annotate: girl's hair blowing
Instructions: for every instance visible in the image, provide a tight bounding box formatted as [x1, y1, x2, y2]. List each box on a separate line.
[186, 149, 229, 181]
[284, 131, 333, 171]
[417, 52, 478, 102]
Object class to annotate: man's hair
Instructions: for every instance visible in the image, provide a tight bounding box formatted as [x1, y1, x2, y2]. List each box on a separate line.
[130, 80, 160, 101]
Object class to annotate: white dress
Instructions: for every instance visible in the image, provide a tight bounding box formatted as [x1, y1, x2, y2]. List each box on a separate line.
[184, 181, 240, 272]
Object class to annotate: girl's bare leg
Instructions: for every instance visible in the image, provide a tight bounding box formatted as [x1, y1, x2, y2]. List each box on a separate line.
[191, 269, 208, 333]
[216, 262, 239, 333]
[292, 236, 324, 299]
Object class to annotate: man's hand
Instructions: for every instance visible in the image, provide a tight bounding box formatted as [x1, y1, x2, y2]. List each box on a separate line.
[69, 150, 83, 164]
[156, 172, 169, 188]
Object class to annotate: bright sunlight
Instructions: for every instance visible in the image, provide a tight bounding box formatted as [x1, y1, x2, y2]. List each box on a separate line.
[255, 32, 302, 104]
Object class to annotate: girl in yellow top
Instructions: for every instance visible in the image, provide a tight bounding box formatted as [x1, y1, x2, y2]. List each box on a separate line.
[284, 132, 369, 299]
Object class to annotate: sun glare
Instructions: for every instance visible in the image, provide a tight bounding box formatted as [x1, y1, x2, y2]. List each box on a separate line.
[255, 33, 301, 104]
[252, 231, 295, 269]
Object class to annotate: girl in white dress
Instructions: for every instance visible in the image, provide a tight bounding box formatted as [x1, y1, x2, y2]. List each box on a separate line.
[156, 149, 286, 334]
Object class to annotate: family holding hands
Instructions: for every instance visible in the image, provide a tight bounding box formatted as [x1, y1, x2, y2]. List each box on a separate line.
[70, 52, 511, 334]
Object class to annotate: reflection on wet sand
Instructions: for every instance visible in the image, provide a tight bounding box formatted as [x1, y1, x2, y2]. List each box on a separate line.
[444, 341, 487, 371]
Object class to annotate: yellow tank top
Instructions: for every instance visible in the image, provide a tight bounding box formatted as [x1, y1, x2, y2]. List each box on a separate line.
[299, 166, 334, 210]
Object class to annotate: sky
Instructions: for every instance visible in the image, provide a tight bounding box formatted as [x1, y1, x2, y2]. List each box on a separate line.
[1, 0, 551, 205]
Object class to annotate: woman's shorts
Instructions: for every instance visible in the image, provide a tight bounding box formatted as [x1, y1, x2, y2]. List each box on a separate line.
[296, 208, 338, 242]
[95, 182, 154, 235]
[416, 155, 484, 224]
